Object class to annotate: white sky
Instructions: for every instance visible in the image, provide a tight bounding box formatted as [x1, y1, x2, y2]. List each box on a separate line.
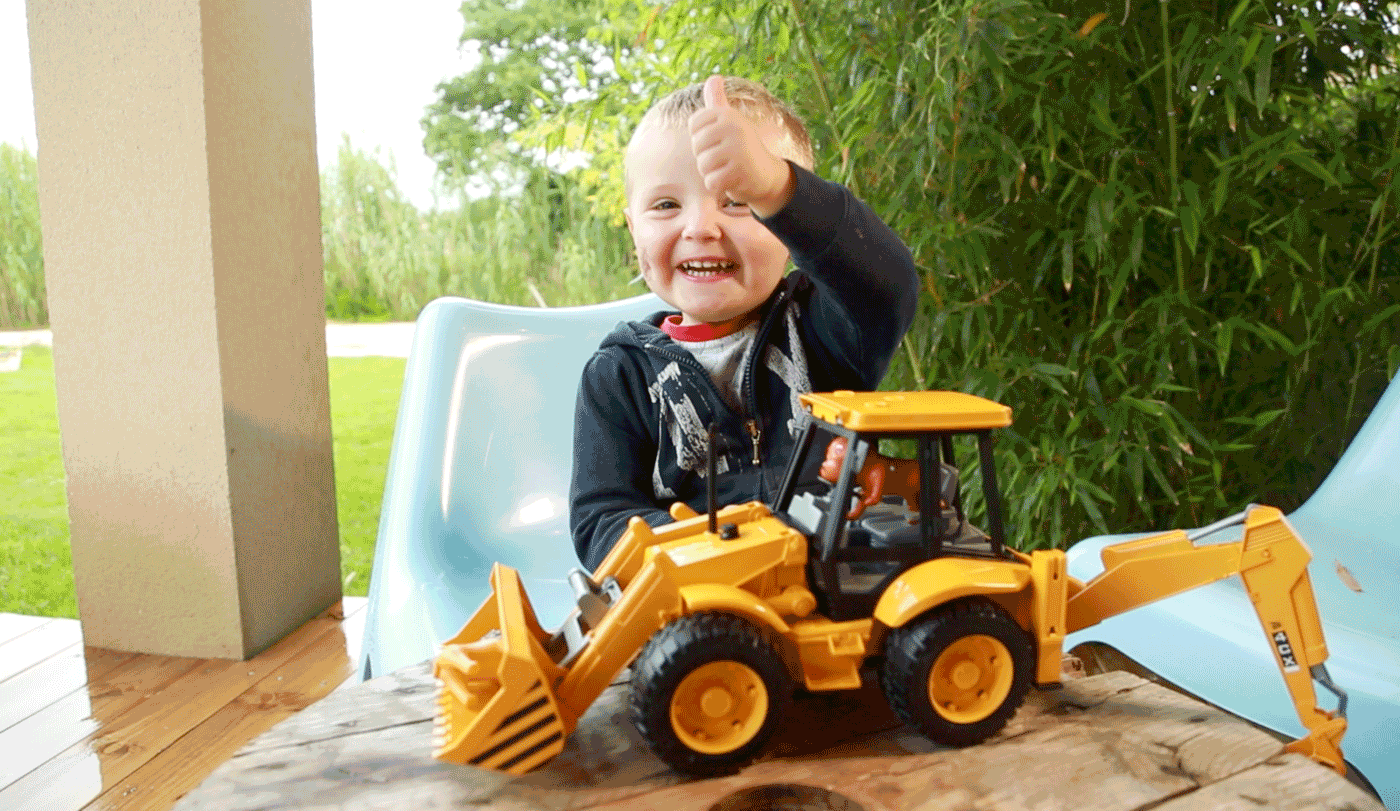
[0, 0, 478, 210]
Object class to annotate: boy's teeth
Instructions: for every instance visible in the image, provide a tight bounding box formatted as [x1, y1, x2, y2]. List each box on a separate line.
[679, 260, 736, 276]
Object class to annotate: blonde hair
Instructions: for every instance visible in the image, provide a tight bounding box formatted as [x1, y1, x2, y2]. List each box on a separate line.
[625, 77, 814, 195]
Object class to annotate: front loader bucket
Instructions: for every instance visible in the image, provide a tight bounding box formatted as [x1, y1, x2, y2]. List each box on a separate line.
[433, 563, 570, 773]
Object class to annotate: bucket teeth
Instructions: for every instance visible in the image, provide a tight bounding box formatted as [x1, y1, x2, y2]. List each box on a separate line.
[432, 565, 567, 773]
[433, 678, 565, 772]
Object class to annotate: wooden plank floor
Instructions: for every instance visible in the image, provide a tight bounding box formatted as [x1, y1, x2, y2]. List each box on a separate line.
[0, 597, 367, 811]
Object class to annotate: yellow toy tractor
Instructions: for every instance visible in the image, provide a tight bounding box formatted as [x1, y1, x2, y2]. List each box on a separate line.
[431, 390, 1348, 777]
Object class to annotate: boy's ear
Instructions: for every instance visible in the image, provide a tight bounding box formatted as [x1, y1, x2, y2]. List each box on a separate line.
[623, 209, 633, 231]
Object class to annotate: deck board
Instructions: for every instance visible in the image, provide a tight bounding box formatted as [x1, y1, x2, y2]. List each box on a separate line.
[0, 597, 365, 811]
[89, 613, 361, 810]
[0, 643, 86, 731]
[0, 616, 83, 682]
[0, 613, 53, 647]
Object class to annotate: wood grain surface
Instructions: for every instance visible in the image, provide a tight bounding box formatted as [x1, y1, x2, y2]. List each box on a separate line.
[175, 663, 1383, 811]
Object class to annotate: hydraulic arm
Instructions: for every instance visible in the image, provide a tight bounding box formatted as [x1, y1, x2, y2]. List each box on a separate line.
[1064, 505, 1348, 773]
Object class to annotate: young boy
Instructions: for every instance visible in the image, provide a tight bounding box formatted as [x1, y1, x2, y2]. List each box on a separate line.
[569, 75, 920, 570]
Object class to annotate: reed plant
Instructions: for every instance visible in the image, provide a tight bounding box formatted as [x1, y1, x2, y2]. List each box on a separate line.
[0, 144, 44, 330]
[320, 139, 638, 320]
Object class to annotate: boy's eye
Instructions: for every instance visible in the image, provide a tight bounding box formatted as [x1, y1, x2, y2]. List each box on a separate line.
[723, 199, 749, 209]
[650, 200, 678, 211]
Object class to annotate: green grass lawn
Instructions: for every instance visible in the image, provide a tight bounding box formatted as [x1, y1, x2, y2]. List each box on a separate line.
[0, 346, 404, 618]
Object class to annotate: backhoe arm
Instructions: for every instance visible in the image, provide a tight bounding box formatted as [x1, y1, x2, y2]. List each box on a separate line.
[1065, 505, 1347, 774]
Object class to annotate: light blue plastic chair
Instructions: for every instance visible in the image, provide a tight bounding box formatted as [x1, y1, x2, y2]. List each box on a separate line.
[357, 293, 662, 683]
[1065, 374, 1400, 808]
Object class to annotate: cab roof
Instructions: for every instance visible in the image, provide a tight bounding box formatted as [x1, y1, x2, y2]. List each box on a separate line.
[800, 390, 1013, 432]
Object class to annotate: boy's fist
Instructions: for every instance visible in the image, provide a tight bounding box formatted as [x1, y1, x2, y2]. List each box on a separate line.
[688, 74, 795, 218]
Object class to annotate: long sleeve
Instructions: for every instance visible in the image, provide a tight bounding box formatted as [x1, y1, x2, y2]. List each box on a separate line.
[761, 163, 921, 390]
[568, 350, 675, 570]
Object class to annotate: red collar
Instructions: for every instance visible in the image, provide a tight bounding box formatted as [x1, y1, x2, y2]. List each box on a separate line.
[660, 314, 750, 342]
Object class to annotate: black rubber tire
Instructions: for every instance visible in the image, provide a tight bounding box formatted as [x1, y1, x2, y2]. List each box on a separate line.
[880, 597, 1035, 747]
[630, 612, 792, 776]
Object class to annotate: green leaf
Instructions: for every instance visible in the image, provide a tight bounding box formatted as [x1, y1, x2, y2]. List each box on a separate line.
[1120, 396, 1165, 418]
[1240, 321, 1300, 355]
[1086, 189, 1105, 250]
[1074, 483, 1109, 535]
[1241, 29, 1262, 68]
[1362, 304, 1400, 335]
[1060, 231, 1074, 292]
[1085, 370, 1104, 406]
[1283, 152, 1340, 187]
[1245, 245, 1264, 278]
[1179, 180, 1203, 255]
[1212, 172, 1230, 215]
[1143, 452, 1179, 505]
[1179, 207, 1198, 255]
[1253, 37, 1273, 110]
[1129, 218, 1145, 268]
[1216, 318, 1235, 374]
[1126, 451, 1144, 501]
[1298, 17, 1317, 45]
[1274, 241, 1311, 274]
[1227, 0, 1253, 29]
[1066, 409, 1086, 437]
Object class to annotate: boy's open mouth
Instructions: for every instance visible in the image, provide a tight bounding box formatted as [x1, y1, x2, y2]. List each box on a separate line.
[677, 260, 738, 279]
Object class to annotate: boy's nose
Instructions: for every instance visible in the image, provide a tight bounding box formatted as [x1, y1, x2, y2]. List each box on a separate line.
[681, 205, 723, 240]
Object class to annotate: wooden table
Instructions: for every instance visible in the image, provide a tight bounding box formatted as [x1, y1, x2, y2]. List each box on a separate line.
[174, 661, 1381, 811]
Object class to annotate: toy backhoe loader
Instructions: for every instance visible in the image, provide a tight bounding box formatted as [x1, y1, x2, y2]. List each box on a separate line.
[431, 390, 1348, 777]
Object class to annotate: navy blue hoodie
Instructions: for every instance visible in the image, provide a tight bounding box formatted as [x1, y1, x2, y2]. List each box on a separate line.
[570, 164, 920, 570]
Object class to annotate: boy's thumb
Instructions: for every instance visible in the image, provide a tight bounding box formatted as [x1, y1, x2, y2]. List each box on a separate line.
[702, 74, 729, 110]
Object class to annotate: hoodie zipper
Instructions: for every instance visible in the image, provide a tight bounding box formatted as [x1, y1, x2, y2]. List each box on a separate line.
[635, 274, 803, 480]
[738, 277, 800, 470]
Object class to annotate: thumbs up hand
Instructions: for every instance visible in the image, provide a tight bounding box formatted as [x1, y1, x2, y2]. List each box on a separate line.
[702, 72, 730, 111]
[688, 75, 795, 218]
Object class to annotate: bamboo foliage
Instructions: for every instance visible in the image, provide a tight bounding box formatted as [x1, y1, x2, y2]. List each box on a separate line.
[559, 0, 1398, 547]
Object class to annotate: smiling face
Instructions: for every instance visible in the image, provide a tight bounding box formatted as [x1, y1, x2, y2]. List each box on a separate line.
[624, 122, 791, 330]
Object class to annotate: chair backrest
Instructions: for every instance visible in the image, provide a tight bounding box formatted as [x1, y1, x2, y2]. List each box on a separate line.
[358, 293, 663, 680]
[1288, 372, 1400, 640]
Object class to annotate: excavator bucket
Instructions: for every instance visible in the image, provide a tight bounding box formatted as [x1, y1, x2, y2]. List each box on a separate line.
[433, 563, 571, 773]
[1285, 716, 1348, 775]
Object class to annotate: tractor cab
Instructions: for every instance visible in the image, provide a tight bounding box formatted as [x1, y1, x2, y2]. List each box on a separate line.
[773, 391, 1015, 621]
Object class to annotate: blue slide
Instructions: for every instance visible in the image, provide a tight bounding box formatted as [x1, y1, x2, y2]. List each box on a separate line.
[1065, 375, 1400, 808]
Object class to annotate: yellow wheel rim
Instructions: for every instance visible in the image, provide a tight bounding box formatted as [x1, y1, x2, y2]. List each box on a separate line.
[669, 661, 769, 755]
[927, 634, 1014, 724]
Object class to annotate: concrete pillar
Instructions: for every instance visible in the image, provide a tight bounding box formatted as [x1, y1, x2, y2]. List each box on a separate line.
[27, 0, 341, 659]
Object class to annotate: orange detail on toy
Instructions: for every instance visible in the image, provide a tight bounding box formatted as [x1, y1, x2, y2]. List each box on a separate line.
[819, 437, 923, 520]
